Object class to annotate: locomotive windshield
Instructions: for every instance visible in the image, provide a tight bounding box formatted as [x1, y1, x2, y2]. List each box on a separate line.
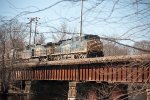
[72, 35, 100, 42]
[84, 35, 100, 40]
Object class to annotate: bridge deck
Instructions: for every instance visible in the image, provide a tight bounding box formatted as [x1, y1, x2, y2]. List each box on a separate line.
[1, 54, 150, 83]
[14, 54, 150, 67]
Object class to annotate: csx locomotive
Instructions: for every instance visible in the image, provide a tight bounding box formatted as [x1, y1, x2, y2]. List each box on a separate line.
[10, 34, 103, 61]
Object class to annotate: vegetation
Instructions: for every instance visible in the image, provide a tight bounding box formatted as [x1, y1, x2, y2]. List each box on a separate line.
[0, 18, 27, 94]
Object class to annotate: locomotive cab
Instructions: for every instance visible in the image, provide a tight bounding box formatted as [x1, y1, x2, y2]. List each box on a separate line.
[31, 44, 47, 61]
[85, 35, 104, 57]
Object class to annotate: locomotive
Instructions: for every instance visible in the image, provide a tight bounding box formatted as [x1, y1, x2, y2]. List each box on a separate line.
[10, 34, 104, 61]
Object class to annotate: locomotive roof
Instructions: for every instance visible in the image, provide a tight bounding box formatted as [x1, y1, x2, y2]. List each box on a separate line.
[60, 34, 100, 41]
[46, 34, 100, 46]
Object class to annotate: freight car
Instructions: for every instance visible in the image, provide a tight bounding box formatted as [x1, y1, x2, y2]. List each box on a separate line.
[10, 34, 104, 61]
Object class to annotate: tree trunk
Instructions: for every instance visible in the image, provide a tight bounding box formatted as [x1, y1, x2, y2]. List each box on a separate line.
[1, 40, 8, 95]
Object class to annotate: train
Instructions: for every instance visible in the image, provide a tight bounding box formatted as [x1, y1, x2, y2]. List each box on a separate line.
[10, 34, 104, 62]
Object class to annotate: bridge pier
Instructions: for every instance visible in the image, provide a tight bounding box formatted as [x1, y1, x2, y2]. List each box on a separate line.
[68, 82, 77, 100]
[24, 81, 31, 94]
[146, 89, 150, 100]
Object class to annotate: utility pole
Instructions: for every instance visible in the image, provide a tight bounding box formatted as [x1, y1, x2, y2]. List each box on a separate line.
[80, 0, 84, 36]
[27, 18, 35, 48]
[34, 17, 40, 45]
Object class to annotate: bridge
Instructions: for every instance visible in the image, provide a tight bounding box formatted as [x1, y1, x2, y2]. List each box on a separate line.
[0, 54, 150, 99]
[11, 54, 150, 82]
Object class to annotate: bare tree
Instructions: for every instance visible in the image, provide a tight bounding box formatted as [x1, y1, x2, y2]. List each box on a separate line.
[0, 24, 7, 94]
[133, 40, 150, 54]
[0, 17, 27, 94]
[51, 22, 78, 42]
[36, 33, 45, 44]
[64, 0, 150, 99]
[103, 40, 130, 56]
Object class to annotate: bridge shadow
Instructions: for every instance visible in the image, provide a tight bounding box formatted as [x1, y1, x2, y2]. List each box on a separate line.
[31, 80, 69, 100]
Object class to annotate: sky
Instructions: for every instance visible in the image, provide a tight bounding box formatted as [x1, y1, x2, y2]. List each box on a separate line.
[0, 0, 150, 43]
